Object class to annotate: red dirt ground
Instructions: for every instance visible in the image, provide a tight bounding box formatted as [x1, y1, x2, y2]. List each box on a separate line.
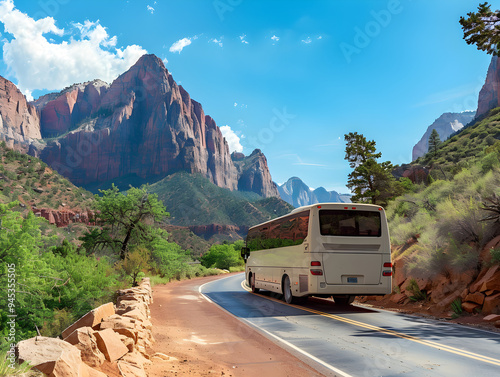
[145, 274, 327, 377]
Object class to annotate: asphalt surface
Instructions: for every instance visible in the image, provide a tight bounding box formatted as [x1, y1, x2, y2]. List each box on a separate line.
[200, 273, 500, 377]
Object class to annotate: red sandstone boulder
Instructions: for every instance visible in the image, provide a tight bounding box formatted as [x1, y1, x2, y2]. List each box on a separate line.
[482, 292, 500, 315]
[462, 301, 481, 313]
[62, 303, 115, 339]
[94, 329, 129, 362]
[63, 327, 105, 368]
[470, 265, 500, 293]
[464, 292, 485, 306]
[17, 336, 87, 377]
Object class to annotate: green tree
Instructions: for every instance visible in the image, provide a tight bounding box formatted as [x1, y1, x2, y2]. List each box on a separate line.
[344, 132, 401, 206]
[460, 2, 500, 56]
[117, 247, 151, 286]
[428, 129, 442, 157]
[81, 184, 168, 259]
[200, 244, 243, 270]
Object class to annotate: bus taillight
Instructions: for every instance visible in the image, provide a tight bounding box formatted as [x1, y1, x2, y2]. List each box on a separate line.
[311, 261, 321, 266]
[310, 269, 323, 276]
[383, 262, 392, 268]
[382, 271, 392, 276]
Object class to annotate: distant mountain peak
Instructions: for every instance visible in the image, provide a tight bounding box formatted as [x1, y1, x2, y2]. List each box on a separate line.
[412, 111, 476, 161]
[277, 177, 350, 207]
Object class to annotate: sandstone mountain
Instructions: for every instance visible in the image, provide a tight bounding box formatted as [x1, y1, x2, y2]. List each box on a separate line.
[277, 177, 350, 208]
[16, 54, 278, 198]
[412, 111, 476, 161]
[0, 75, 41, 152]
[476, 55, 500, 120]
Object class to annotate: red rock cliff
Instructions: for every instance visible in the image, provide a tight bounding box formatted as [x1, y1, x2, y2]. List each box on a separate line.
[476, 56, 500, 119]
[0, 76, 41, 152]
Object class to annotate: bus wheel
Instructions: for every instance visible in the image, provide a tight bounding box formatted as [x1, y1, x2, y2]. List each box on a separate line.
[283, 275, 294, 304]
[250, 274, 259, 293]
[334, 295, 355, 305]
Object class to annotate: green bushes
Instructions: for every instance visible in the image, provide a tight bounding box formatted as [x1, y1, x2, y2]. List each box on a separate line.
[387, 161, 500, 277]
[0, 202, 122, 347]
[200, 243, 244, 270]
[491, 248, 500, 264]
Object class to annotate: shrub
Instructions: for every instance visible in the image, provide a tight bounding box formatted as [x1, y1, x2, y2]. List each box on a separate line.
[405, 278, 427, 301]
[491, 248, 500, 264]
[451, 298, 463, 318]
[436, 197, 485, 244]
[447, 239, 479, 273]
[0, 350, 32, 376]
[200, 244, 244, 270]
[117, 247, 151, 286]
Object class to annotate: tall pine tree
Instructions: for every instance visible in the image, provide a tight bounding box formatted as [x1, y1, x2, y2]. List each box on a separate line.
[428, 129, 442, 157]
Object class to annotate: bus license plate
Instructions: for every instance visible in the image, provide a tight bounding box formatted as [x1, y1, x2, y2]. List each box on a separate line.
[347, 277, 358, 283]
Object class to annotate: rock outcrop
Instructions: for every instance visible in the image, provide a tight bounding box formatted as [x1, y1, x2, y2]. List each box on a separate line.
[412, 111, 476, 161]
[476, 55, 500, 120]
[33, 208, 94, 228]
[0, 75, 41, 152]
[277, 176, 350, 207]
[232, 149, 279, 197]
[35, 80, 109, 138]
[35, 55, 277, 198]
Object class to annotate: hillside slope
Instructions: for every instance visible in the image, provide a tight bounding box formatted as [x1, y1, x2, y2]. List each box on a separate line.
[380, 108, 500, 317]
[149, 171, 293, 228]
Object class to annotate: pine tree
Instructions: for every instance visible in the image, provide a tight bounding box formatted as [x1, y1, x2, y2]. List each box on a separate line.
[428, 129, 442, 157]
[344, 132, 402, 206]
[460, 2, 500, 56]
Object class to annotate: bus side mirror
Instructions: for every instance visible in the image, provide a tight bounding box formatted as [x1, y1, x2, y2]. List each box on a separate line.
[241, 247, 250, 261]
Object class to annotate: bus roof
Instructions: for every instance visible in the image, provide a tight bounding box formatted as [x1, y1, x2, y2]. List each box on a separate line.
[248, 202, 385, 231]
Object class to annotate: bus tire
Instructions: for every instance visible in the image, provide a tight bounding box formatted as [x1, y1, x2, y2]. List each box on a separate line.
[334, 295, 355, 305]
[283, 275, 294, 304]
[250, 273, 259, 293]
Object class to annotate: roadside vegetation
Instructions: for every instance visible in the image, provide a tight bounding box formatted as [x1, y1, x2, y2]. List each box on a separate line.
[0, 149, 246, 352]
[345, 110, 500, 281]
[386, 111, 500, 278]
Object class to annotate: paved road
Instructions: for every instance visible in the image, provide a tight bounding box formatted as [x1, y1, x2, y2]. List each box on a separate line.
[200, 273, 500, 377]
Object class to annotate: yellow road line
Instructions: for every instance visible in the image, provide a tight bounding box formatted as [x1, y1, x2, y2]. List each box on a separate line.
[241, 280, 500, 367]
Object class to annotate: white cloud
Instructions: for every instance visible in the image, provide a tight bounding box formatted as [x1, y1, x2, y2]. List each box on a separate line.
[0, 0, 147, 94]
[169, 37, 192, 53]
[210, 37, 223, 47]
[233, 102, 238, 107]
[317, 35, 323, 40]
[162, 57, 168, 65]
[271, 35, 280, 42]
[220, 125, 243, 153]
[147, 5, 155, 14]
[301, 37, 312, 44]
[239, 34, 249, 44]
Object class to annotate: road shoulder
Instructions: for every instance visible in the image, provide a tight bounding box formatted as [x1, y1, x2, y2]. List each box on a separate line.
[145, 273, 327, 377]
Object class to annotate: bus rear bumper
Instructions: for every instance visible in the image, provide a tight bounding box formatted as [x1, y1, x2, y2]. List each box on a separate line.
[315, 283, 391, 295]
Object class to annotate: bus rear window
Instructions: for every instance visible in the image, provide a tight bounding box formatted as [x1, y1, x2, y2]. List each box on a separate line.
[319, 210, 381, 237]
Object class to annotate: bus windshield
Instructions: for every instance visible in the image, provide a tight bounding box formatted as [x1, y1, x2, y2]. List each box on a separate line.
[319, 210, 381, 237]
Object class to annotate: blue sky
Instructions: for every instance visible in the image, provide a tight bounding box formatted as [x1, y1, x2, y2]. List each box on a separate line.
[0, 0, 495, 193]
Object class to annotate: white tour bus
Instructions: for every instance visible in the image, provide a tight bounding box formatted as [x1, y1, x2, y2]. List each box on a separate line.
[241, 203, 392, 304]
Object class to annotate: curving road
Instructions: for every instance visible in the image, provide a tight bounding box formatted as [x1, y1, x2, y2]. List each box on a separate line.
[200, 273, 500, 377]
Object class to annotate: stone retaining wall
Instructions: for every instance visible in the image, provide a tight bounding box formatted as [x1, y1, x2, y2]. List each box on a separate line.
[16, 278, 159, 377]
